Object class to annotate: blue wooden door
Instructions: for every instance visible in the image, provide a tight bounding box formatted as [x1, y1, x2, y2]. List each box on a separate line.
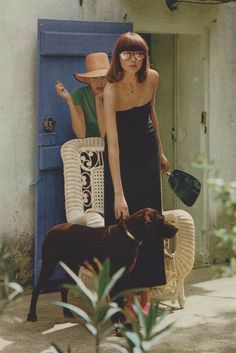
[35, 19, 133, 290]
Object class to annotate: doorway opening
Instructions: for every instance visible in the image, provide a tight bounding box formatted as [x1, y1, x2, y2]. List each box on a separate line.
[139, 32, 209, 263]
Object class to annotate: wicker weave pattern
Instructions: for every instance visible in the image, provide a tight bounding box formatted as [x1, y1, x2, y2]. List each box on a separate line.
[61, 138, 105, 227]
[150, 209, 195, 308]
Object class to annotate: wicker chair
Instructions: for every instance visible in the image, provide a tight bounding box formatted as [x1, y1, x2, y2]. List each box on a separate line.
[61, 138, 105, 228]
[60, 138, 195, 308]
[151, 209, 195, 308]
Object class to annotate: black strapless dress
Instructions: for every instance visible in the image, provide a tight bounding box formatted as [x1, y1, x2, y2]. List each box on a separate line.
[104, 101, 166, 287]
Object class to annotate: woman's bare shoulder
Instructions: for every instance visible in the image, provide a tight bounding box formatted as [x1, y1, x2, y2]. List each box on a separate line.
[148, 68, 159, 82]
[104, 82, 118, 99]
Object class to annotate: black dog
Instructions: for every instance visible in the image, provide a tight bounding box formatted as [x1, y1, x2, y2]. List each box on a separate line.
[27, 208, 178, 323]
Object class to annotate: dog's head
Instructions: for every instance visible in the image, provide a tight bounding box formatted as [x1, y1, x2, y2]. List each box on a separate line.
[144, 208, 178, 240]
[126, 208, 178, 241]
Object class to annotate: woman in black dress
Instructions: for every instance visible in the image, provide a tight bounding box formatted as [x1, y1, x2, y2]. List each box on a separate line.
[103, 32, 169, 310]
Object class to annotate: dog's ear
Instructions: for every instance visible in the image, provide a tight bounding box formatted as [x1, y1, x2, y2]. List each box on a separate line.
[145, 209, 163, 225]
[144, 208, 159, 223]
[144, 209, 160, 239]
[145, 210, 177, 240]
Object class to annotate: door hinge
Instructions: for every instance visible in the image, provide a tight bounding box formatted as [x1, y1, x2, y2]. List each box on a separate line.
[201, 111, 207, 134]
[171, 127, 176, 142]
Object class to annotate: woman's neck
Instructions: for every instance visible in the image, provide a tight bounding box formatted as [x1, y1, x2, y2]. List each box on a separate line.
[122, 72, 137, 84]
[120, 73, 138, 94]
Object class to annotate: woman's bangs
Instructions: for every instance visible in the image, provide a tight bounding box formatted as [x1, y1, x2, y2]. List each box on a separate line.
[119, 35, 147, 53]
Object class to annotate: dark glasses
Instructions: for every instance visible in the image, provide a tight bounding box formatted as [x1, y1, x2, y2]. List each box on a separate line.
[119, 51, 145, 61]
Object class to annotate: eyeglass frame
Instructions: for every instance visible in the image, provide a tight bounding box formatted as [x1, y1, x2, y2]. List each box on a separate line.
[119, 51, 146, 61]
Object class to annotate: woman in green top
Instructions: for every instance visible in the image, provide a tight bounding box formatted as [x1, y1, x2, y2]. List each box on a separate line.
[55, 53, 110, 138]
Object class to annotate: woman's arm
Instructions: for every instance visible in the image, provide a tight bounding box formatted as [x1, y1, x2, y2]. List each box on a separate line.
[95, 94, 105, 138]
[66, 99, 86, 139]
[103, 84, 129, 219]
[55, 81, 86, 138]
[150, 71, 169, 174]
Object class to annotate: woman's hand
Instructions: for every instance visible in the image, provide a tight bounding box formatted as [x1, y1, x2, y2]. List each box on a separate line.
[55, 81, 71, 101]
[114, 193, 129, 220]
[95, 92, 104, 100]
[160, 154, 170, 175]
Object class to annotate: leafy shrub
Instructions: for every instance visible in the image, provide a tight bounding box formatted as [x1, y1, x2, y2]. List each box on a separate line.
[50, 259, 173, 353]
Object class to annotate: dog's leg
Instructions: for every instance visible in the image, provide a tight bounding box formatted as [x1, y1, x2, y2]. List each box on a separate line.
[110, 275, 128, 337]
[27, 256, 58, 322]
[60, 262, 79, 318]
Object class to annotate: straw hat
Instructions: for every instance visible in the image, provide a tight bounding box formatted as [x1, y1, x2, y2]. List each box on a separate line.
[73, 52, 110, 83]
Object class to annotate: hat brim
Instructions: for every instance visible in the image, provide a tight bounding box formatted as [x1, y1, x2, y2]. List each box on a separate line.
[73, 68, 109, 83]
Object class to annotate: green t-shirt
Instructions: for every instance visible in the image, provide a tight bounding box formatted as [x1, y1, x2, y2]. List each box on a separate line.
[71, 86, 100, 137]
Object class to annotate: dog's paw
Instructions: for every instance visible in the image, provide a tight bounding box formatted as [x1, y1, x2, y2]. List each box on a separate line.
[27, 313, 38, 322]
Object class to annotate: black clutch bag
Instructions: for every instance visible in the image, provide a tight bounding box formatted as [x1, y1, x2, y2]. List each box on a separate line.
[167, 169, 201, 207]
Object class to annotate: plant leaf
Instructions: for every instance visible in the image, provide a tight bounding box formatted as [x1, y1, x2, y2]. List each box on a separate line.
[59, 261, 96, 308]
[150, 321, 174, 345]
[85, 323, 97, 336]
[100, 267, 126, 302]
[133, 348, 143, 353]
[50, 343, 67, 353]
[51, 300, 92, 323]
[132, 297, 146, 335]
[41, 344, 66, 353]
[7, 282, 23, 293]
[145, 302, 158, 337]
[62, 283, 96, 309]
[95, 304, 109, 323]
[97, 258, 110, 299]
[154, 307, 170, 327]
[124, 331, 141, 347]
[100, 306, 122, 325]
[7, 282, 23, 302]
[141, 340, 152, 351]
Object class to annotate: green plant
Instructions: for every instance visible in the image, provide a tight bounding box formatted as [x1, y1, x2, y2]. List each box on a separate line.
[50, 259, 173, 353]
[193, 160, 236, 276]
[0, 242, 23, 321]
[104, 297, 173, 353]
[52, 259, 125, 353]
[208, 178, 236, 276]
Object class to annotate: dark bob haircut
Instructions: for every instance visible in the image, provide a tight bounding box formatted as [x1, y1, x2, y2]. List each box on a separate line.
[107, 32, 149, 83]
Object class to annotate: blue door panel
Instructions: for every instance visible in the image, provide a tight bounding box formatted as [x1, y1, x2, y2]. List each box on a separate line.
[36, 19, 133, 289]
[38, 19, 132, 34]
[35, 171, 65, 289]
[38, 132, 57, 147]
[38, 56, 84, 144]
[41, 31, 120, 56]
[39, 146, 62, 170]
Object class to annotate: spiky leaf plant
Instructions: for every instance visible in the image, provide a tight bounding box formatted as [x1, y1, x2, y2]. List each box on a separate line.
[0, 242, 23, 321]
[52, 259, 125, 353]
[104, 297, 174, 353]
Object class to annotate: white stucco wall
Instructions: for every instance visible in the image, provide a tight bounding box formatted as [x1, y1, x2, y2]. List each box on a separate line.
[78, 0, 218, 31]
[0, 1, 79, 239]
[0, 0, 235, 251]
[209, 4, 236, 182]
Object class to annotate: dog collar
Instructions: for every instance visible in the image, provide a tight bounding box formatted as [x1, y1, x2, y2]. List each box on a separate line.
[119, 217, 141, 244]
